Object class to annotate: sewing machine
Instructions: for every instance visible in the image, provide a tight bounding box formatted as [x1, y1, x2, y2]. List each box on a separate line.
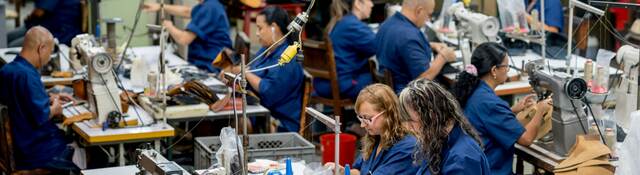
[70, 34, 122, 124]
[526, 59, 589, 156]
[614, 45, 640, 130]
[447, 2, 500, 47]
[136, 149, 185, 175]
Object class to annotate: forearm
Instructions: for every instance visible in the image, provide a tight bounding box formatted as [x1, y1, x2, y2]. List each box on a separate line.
[49, 106, 57, 120]
[245, 72, 262, 94]
[519, 111, 544, 146]
[166, 25, 194, 46]
[162, 4, 192, 18]
[420, 56, 446, 80]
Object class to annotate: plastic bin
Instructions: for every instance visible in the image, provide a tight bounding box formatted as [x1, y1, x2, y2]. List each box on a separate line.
[194, 132, 315, 169]
[320, 133, 357, 167]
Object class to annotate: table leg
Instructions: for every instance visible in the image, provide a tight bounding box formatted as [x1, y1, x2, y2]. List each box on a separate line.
[155, 139, 161, 152]
[516, 156, 524, 174]
[119, 143, 125, 166]
[167, 138, 173, 160]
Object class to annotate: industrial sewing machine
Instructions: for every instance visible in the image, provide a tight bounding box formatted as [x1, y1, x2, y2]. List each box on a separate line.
[136, 149, 185, 175]
[70, 34, 122, 124]
[447, 2, 500, 47]
[614, 45, 640, 130]
[525, 59, 589, 156]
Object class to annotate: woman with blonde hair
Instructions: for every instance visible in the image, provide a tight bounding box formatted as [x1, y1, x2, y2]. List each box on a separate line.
[326, 83, 419, 175]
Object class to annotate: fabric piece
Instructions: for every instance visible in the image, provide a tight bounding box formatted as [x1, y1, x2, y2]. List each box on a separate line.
[516, 105, 553, 140]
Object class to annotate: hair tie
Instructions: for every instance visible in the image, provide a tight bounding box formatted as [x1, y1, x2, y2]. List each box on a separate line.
[464, 64, 478, 76]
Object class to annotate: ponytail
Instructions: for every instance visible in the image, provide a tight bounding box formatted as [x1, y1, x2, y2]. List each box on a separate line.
[451, 42, 508, 108]
[327, 0, 356, 34]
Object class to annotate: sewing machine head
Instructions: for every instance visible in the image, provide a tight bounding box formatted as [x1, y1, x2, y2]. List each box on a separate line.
[447, 2, 500, 46]
[71, 34, 122, 125]
[526, 60, 589, 156]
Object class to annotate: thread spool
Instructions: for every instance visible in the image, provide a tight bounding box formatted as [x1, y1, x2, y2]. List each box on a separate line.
[584, 60, 593, 84]
[605, 128, 616, 152]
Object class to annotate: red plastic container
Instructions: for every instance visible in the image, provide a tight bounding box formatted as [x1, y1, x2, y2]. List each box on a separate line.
[320, 133, 357, 167]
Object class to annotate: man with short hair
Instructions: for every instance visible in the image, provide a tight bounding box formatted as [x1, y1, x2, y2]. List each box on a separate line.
[376, 0, 457, 93]
[0, 26, 79, 174]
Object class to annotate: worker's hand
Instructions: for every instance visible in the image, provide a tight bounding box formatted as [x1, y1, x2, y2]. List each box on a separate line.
[324, 162, 345, 174]
[535, 98, 553, 114]
[57, 93, 76, 104]
[430, 42, 447, 52]
[142, 3, 161, 12]
[512, 94, 536, 113]
[50, 98, 63, 117]
[224, 65, 242, 74]
[438, 47, 457, 63]
[162, 20, 174, 28]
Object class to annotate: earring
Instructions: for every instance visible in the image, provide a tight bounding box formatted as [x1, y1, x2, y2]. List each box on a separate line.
[493, 74, 497, 79]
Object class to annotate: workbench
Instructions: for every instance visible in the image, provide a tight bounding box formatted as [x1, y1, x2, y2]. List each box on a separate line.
[122, 46, 271, 126]
[63, 105, 175, 166]
[443, 50, 619, 96]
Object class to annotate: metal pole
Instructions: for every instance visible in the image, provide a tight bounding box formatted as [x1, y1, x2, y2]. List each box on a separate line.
[334, 115, 340, 175]
[541, 0, 546, 61]
[241, 54, 249, 175]
[566, 3, 575, 75]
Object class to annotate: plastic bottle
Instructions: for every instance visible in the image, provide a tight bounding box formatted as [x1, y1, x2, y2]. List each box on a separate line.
[285, 158, 293, 175]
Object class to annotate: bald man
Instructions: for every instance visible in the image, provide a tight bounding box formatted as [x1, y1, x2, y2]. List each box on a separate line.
[0, 26, 79, 174]
[375, 0, 456, 93]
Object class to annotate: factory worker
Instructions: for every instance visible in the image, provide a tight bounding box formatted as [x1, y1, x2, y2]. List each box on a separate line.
[375, 0, 457, 93]
[223, 7, 304, 132]
[326, 84, 419, 175]
[450, 42, 552, 175]
[7, 0, 82, 47]
[313, 0, 376, 100]
[399, 78, 490, 175]
[525, 0, 565, 33]
[144, 0, 232, 73]
[0, 26, 79, 174]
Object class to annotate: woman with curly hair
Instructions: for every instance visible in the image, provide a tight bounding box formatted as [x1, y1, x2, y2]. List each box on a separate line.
[326, 83, 419, 174]
[399, 79, 490, 175]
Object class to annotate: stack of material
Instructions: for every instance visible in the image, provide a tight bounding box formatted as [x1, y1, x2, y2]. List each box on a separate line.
[554, 135, 614, 175]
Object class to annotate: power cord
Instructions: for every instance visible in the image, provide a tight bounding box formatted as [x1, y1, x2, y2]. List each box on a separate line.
[115, 0, 145, 71]
[569, 99, 589, 135]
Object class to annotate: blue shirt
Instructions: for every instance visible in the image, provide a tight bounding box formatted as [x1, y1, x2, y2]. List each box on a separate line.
[353, 135, 419, 175]
[187, 0, 233, 73]
[416, 125, 491, 175]
[249, 43, 304, 132]
[463, 81, 525, 175]
[376, 12, 433, 93]
[313, 13, 376, 100]
[526, 0, 565, 32]
[0, 56, 68, 170]
[29, 0, 82, 45]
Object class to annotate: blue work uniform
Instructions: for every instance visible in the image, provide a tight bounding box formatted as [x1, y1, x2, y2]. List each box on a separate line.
[353, 135, 419, 175]
[463, 81, 525, 175]
[28, 0, 82, 45]
[249, 43, 304, 132]
[0, 56, 73, 171]
[526, 0, 565, 32]
[376, 12, 433, 93]
[186, 0, 233, 73]
[313, 13, 376, 100]
[416, 125, 491, 175]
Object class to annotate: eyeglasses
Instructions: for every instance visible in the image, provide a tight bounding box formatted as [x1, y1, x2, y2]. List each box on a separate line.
[357, 111, 385, 125]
